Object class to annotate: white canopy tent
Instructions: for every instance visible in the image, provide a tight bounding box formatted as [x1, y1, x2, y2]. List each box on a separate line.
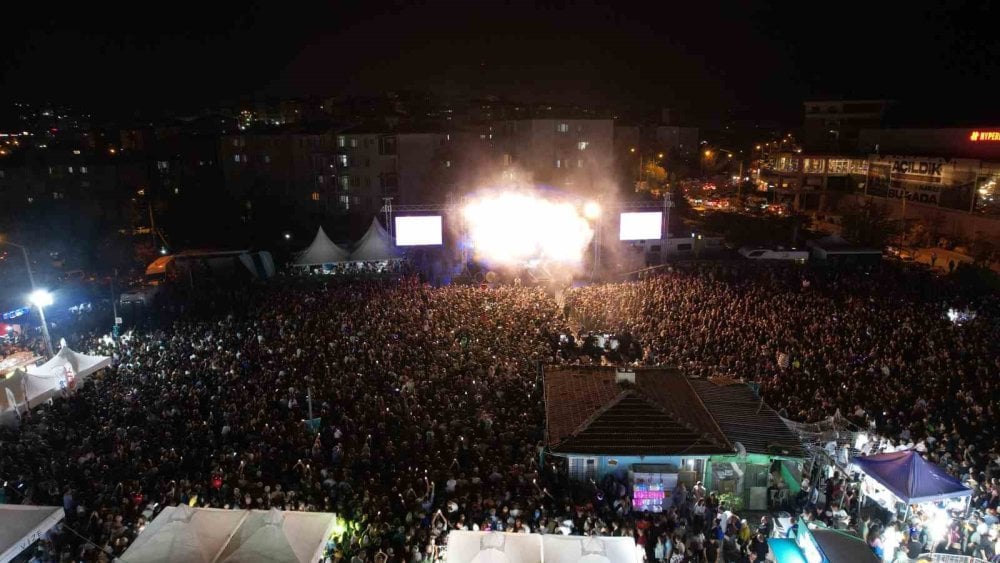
[0, 346, 111, 416]
[294, 227, 350, 267]
[119, 506, 337, 563]
[349, 218, 402, 262]
[0, 505, 64, 563]
[445, 531, 638, 563]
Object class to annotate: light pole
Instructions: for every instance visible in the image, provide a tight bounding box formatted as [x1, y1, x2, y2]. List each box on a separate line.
[29, 290, 55, 357]
[0, 238, 55, 357]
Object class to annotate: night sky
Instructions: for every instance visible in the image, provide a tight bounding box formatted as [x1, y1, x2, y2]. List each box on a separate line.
[3, 1, 1000, 126]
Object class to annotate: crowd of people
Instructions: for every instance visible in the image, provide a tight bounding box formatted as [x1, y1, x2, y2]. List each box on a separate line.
[0, 260, 997, 562]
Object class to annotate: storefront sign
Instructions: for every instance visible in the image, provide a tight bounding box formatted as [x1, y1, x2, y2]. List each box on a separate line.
[886, 187, 939, 205]
[970, 130, 1000, 142]
[890, 160, 942, 177]
[2, 307, 29, 321]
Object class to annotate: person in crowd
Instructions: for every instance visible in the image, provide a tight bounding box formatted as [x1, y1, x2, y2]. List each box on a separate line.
[0, 259, 997, 562]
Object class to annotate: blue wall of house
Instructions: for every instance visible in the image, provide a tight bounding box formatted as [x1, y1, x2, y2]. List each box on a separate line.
[568, 454, 705, 481]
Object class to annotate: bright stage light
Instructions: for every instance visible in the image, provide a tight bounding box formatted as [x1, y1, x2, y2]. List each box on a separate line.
[583, 201, 601, 220]
[462, 191, 594, 266]
[30, 290, 53, 308]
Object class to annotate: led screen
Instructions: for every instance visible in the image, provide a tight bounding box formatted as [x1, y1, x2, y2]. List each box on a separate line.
[395, 215, 443, 246]
[619, 212, 663, 241]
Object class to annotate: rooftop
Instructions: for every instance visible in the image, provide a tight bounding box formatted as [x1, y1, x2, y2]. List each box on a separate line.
[544, 367, 807, 458]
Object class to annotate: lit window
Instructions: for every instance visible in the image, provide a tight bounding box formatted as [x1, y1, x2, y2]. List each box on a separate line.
[577, 159, 584, 168]
[317, 175, 325, 184]
[311, 192, 320, 201]
[263, 155, 270, 163]
[445, 134, 451, 141]
[578, 141, 588, 150]
[53, 192, 63, 200]
[338, 154, 348, 166]
[557, 123, 569, 133]
[339, 176, 350, 190]
[349, 138, 358, 148]
[174, 188, 180, 195]
[80, 166, 88, 174]
[445, 160, 451, 168]
[68, 166, 74, 173]
[340, 195, 350, 209]
[555, 159, 561, 168]
[27, 197, 34, 204]
[157, 161, 169, 170]
[48, 167, 54, 175]
[234, 154, 241, 163]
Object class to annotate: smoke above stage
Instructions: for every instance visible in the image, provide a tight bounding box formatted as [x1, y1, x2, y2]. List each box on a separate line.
[461, 189, 595, 268]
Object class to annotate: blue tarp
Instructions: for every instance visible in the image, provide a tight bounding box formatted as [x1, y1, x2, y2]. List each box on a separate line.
[853, 450, 971, 504]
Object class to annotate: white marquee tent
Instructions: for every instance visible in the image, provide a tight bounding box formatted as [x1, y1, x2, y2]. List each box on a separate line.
[0, 346, 111, 417]
[349, 218, 402, 262]
[294, 227, 350, 267]
[0, 505, 64, 563]
[445, 531, 638, 563]
[119, 506, 337, 563]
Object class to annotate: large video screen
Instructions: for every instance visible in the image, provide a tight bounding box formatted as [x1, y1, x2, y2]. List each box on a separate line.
[395, 215, 443, 246]
[619, 211, 663, 240]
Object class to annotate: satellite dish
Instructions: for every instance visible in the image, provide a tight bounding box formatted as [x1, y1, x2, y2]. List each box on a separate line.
[734, 442, 747, 458]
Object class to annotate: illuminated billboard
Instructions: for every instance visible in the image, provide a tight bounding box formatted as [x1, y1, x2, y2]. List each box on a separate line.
[395, 215, 443, 246]
[619, 212, 663, 241]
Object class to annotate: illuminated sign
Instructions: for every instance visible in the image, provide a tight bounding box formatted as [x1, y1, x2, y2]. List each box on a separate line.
[632, 483, 667, 512]
[970, 131, 1000, 142]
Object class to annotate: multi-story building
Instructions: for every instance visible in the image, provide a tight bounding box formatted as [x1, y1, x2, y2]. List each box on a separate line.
[802, 99, 891, 152]
[759, 125, 1000, 240]
[495, 118, 615, 195]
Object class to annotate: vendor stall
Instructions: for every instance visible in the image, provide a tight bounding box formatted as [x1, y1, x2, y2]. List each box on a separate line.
[0, 505, 64, 562]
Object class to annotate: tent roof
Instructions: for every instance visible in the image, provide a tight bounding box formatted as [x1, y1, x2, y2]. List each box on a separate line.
[811, 528, 881, 563]
[349, 218, 402, 262]
[294, 227, 350, 266]
[0, 505, 64, 562]
[26, 346, 111, 380]
[853, 449, 972, 504]
[121, 506, 337, 563]
[218, 509, 337, 563]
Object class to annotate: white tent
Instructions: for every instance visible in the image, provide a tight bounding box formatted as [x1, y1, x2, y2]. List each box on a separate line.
[119, 505, 248, 563]
[216, 509, 337, 563]
[294, 227, 350, 267]
[120, 506, 338, 563]
[0, 505, 64, 563]
[0, 347, 111, 414]
[349, 218, 402, 262]
[445, 532, 638, 563]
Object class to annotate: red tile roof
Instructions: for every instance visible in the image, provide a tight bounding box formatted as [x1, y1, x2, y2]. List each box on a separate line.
[544, 367, 805, 458]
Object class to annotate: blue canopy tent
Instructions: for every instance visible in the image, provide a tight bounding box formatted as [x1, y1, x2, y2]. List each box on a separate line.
[853, 450, 971, 507]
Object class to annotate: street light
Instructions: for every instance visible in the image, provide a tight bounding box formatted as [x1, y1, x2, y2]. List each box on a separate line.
[28, 290, 55, 357]
[283, 232, 292, 241]
[0, 237, 55, 357]
[30, 290, 53, 308]
[583, 201, 601, 220]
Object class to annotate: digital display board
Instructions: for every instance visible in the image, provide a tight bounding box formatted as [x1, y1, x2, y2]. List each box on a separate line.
[395, 215, 443, 246]
[619, 212, 663, 241]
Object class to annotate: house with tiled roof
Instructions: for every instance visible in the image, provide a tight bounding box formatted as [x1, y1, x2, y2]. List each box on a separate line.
[544, 366, 807, 511]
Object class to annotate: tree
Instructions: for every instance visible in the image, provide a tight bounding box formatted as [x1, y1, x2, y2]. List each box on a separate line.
[636, 161, 669, 198]
[839, 201, 898, 248]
